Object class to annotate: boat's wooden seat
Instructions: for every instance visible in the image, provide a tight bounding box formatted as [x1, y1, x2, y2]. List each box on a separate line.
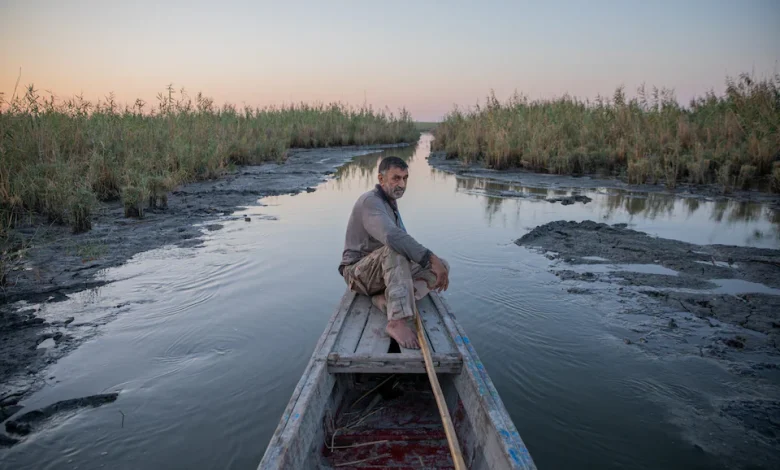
[326, 293, 463, 373]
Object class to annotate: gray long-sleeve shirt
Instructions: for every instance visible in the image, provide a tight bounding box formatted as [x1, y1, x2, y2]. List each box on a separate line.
[339, 185, 431, 274]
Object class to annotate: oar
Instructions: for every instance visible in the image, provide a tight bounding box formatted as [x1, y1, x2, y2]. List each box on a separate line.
[414, 302, 467, 470]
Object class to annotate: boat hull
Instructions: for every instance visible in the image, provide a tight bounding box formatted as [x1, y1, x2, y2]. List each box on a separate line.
[257, 291, 536, 469]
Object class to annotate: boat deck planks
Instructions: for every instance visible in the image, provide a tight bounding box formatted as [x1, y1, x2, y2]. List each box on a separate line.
[328, 293, 462, 374]
[258, 289, 537, 470]
[354, 304, 392, 356]
[332, 294, 372, 355]
[417, 294, 453, 354]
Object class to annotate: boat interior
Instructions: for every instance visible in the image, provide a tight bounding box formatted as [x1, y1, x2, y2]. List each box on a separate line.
[259, 292, 533, 470]
[321, 367, 463, 468]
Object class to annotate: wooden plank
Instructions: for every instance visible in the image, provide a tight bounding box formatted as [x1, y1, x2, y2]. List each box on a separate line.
[418, 295, 455, 355]
[355, 304, 392, 355]
[328, 349, 461, 362]
[430, 293, 537, 470]
[329, 352, 461, 363]
[395, 295, 456, 355]
[329, 361, 462, 374]
[327, 351, 461, 374]
[312, 290, 357, 359]
[329, 364, 461, 374]
[332, 294, 372, 355]
[257, 360, 334, 469]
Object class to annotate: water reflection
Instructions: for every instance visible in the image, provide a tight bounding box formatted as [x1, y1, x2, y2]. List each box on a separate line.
[444, 165, 779, 246]
[603, 192, 676, 219]
[331, 145, 415, 190]
[684, 198, 700, 215]
[728, 201, 763, 223]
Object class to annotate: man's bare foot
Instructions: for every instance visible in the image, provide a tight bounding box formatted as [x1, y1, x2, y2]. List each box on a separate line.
[386, 319, 420, 349]
[371, 294, 387, 313]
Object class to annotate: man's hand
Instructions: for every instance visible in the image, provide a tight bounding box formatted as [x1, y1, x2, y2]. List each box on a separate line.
[430, 254, 449, 292]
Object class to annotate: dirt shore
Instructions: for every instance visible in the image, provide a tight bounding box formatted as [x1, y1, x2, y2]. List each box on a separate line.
[516, 220, 780, 467]
[517, 220, 780, 345]
[0, 143, 407, 444]
[427, 151, 780, 207]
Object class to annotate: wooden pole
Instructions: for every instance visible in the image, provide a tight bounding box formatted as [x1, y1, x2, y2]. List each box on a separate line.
[414, 304, 467, 470]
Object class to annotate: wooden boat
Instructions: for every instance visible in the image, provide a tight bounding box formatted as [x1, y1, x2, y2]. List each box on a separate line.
[258, 290, 536, 469]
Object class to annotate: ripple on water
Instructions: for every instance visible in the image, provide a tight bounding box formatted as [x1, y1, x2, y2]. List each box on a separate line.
[159, 327, 246, 363]
[450, 250, 503, 268]
[127, 256, 253, 327]
[614, 376, 704, 406]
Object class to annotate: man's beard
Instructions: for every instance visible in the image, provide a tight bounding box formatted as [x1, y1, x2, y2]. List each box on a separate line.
[388, 187, 405, 199]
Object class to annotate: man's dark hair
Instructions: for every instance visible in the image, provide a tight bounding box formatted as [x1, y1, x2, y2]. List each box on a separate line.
[378, 156, 408, 175]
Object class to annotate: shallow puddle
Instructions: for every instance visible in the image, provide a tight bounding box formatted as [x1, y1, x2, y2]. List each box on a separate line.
[709, 279, 780, 296]
[573, 263, 681, 276]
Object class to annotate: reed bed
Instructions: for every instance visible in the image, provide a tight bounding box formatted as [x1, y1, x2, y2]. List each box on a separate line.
[433, 73, 780, 192]
[0, 85, 418, 236]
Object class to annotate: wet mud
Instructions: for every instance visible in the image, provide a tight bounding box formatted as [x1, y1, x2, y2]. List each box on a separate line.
[0, 143, 408, 434]
[517, 220, 780, 344]
[5, 393, 118, 437]
[517, 220, 780, 467]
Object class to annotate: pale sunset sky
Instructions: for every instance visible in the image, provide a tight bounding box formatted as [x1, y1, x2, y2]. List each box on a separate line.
[1, 0, 778, 121]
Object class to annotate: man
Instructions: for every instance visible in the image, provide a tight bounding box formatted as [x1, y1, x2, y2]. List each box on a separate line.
[338, 156, 450, 349]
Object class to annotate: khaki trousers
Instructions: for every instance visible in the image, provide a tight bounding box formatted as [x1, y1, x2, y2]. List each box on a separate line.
[342, 246, 448, 321]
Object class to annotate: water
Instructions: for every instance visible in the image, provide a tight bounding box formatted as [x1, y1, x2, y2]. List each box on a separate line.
[1, 135, 777, 470]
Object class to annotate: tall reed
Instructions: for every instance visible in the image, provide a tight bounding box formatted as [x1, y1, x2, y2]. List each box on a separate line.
[0, 85, 418, 236]
[433, 73, 780, 192]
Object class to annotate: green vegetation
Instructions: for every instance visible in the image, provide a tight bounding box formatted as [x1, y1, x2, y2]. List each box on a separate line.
[433, 73, 780, 192]
[73, 241, 108, 262]
[0, 85, 419, 237]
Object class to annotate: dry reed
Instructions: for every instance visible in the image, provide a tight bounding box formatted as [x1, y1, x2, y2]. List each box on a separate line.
[0, 85, 418, 236]
[433, 73, 780, 192]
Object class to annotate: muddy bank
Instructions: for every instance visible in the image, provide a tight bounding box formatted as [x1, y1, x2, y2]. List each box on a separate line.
[5, 393, 117, 438]
[0, 143, 407, 428]
[516, 220, 780, 466]
[517, 220, 780, 346]
[428, 151, 780, 206]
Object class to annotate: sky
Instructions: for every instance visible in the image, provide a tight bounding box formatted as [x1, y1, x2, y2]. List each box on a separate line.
[1, 0, 778, 121]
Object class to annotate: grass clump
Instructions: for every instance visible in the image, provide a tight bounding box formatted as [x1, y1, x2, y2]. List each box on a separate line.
[69, 187, 96, 233]
[0, 85, 418, 234]
[145, 176, 170, 210]
[737, 165, 757, 190]
[433, 73, 780, 191]
[121, 185, 146, 219]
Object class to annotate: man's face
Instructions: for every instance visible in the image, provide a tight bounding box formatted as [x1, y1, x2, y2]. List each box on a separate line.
[378, 166, 409, 200]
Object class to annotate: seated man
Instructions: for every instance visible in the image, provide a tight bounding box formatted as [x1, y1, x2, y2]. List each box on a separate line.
[338, 156, 450, 349]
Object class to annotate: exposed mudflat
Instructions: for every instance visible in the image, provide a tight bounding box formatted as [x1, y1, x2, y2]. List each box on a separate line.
[517, 220, 780, 343]
[516, 220, 780, 466]
[0, 143, 408, 444]
[428, 151, 780, 206]
[5, 393, 118, 438]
